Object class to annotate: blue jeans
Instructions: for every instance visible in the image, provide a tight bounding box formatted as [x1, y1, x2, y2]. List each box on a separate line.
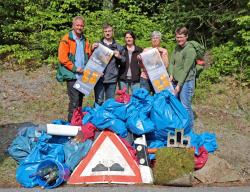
[94, 79, 117, 105]
[140, 77, 155, 94]
[119, 80, 140, 95]
[178, 80, 195, 129]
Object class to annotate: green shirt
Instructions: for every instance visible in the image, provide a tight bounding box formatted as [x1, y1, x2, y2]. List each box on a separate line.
[169, 41, 197, 86]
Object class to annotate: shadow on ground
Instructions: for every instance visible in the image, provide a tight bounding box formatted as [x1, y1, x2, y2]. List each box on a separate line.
[0, 122, 37, 161]
[0, 122, 38, 187]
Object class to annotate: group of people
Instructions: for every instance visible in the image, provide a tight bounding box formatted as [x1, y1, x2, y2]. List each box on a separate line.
[57, 16, 197, 130]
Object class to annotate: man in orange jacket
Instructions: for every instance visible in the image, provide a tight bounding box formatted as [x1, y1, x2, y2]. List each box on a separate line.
[57, 16, 91, 122]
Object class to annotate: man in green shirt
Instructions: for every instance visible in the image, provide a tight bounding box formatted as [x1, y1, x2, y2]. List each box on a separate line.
[169, 26, 196, 130]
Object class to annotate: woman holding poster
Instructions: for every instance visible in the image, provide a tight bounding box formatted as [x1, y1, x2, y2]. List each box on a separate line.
[119, 31, 143, 94]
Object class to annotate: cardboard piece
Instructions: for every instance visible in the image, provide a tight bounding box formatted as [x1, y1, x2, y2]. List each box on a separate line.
[74, 43, 113, 96]
[140, 48, 174, 94]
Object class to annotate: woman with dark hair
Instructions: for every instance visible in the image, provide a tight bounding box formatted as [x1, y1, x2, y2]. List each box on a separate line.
[118, 30, 143, 94]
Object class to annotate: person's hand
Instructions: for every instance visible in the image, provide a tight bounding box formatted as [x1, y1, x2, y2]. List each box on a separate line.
[174, 85, 181, 95]
[169, 75, 173, 82]
[76, 67, 84, 73]
[92, 43, 99, 51]
[137, 55, 142, 61]
[157, 47, 163, 53]
[157, 47, 167, 55]
[137, 55, 144, 68]
[113, 50, 121, 59]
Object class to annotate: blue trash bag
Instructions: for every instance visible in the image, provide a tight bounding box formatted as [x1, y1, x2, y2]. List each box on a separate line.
[16, 162, 40, 188]
[48, 135, 70, 144]
[125, 89, 155, 135]
[130, 88, 153, 114]
[188, 131, 218, 154]
[101, 98, 129, 121]
[201, 132, 218, 153]
[8, 126, 41, 164]
[51, 119, 70, 125]
[63, 139, 93, 171]
[126, 105, 155, 135]
[82, 106, 97, 124]
[82, 101, 128, 137]
[90, 107, 128, 138]
[22, 134, 65, 164]
[16, 132, 65, 188]
[150, 90, 191, 141]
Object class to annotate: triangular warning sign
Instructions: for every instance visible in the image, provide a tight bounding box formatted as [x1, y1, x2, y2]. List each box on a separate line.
[68, 130, 142, 184]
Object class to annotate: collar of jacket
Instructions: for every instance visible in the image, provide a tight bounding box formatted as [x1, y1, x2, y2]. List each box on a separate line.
[68, 31, 86, 41]
[177, 41, 190, 49]
[123, 45, 141, 53]
[100, 38, 116, 45]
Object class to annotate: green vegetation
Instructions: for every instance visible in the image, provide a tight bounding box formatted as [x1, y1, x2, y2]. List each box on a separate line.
[0, 156, 17, 187]
[153, 148, 194, 185]
[0, 0, 249, 85]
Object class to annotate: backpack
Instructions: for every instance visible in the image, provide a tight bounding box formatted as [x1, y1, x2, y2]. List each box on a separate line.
[189, 41, 205, 66]
[189, 41, 206, 78]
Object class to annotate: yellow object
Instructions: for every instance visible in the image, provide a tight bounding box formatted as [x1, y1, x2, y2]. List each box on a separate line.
[82, 69, 91, 82]
[160, 74, 166, 80]
[162, 79, 170, 87]
[89, 72, 99, 84]
[153, 80, 160, 86]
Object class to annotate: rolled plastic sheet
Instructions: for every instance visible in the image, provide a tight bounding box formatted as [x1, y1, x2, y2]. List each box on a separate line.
[46, 124, 80, 136]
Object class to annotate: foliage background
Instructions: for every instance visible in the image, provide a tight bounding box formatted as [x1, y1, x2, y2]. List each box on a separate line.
[0, 0, 249, 85]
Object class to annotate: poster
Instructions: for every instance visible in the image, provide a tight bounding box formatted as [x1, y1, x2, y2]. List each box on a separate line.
[140, 48, 174, 94]
[73, 43, 114, 96]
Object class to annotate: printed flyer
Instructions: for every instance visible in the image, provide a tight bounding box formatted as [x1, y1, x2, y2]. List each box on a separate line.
[140, 48, 174, 94]
[73, 43, 114, 96]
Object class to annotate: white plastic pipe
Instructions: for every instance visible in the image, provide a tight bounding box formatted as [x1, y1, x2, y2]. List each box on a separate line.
[46, 124, 80, 136]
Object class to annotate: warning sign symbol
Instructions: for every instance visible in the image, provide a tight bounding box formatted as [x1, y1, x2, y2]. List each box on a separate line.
[68, 130, 142, 184]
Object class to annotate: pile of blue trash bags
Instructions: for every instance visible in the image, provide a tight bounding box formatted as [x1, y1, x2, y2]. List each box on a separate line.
[83, 88, 217, 155]
[7, 88, 217, 188]
[8, 125, 92, 188]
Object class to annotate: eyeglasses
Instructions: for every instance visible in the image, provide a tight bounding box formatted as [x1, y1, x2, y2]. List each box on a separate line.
[176, 35, 187, 39]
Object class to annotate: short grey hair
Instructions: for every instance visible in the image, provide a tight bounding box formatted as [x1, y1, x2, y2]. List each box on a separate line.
[151, 31, 162, 39]
[72, 16, 85, 24]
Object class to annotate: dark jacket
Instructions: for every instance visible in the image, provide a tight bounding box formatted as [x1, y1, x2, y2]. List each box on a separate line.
[119, 45, 143, 82]
[99, 39, 125, 83]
